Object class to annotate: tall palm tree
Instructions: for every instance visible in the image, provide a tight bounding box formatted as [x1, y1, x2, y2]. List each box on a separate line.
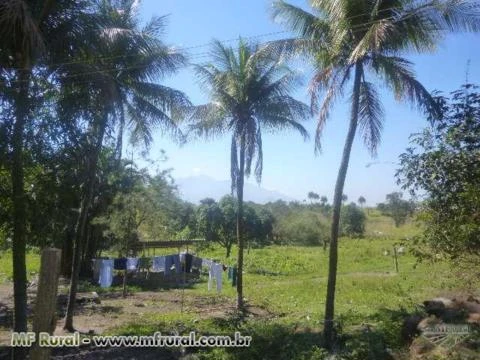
[189, 39, 310, 309]
[272, 0, 480, 349]
[0, 1, 86, 344]
[59, 0, 189, 331]
[358, 196, 366, 208]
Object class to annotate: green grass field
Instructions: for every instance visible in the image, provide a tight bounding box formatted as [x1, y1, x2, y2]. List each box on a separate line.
[1, 213, 477, 359]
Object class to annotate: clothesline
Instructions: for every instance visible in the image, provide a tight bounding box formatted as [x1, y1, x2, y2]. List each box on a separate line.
[92, 253, 236, 293]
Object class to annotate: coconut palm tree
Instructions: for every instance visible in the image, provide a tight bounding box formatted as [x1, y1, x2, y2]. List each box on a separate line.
[272, 0, 480, 349]
[189, 39, 310, 308]
[59, 0, 189, 331]
[358, 196, 366, 208]
[0, 1, 87, 344]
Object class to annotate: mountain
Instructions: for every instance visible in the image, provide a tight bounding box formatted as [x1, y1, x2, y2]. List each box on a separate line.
[176, 175, 296, 204]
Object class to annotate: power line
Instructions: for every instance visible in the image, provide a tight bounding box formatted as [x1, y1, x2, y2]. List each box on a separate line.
[0, 4, 439, 85]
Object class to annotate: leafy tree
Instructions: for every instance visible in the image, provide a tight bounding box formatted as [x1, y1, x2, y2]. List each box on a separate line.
[196, 198, 223, 242]
[341, 202, 366, 237]
[188, 39, 309, 309]
[377, 192, 415, 227]
[272, 0, 479, 348]
[217, 196, 237, 257]
[341, 194, 348, 203]
[62, 1, 189, 331]
[277, 211, 329, 246]
[398, 84, 480, 267]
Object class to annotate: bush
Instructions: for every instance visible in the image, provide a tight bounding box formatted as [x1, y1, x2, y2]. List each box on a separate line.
[276, 212, 329, 246]
[341, 203, 366, 238]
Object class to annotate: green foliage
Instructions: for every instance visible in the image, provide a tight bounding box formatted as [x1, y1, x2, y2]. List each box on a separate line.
[341, 203, 366, 238]
[398, 84, 480, 266]
[377, 192, 415, 227]
[276, 211, 329, 246]
[196, 196, 274, 257]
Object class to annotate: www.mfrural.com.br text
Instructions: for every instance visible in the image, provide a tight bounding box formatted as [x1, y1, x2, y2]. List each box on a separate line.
[11, 331, 252, 348]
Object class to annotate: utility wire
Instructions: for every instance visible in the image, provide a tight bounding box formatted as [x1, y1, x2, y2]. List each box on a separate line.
[1, 5, 438, 86]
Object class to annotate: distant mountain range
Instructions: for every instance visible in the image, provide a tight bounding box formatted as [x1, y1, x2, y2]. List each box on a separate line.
[176, 175, 296, 204]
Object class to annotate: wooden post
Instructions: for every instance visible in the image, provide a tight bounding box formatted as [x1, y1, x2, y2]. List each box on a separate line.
[122, 268, 127, 298]
[393, 246, 399, 273]
[30, 248, 62, 360]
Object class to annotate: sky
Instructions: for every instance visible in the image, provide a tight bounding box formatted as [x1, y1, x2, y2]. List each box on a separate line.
[132, 0, 480, 205]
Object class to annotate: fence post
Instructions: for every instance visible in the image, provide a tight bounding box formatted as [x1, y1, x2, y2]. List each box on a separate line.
[30, 248, 62, 360]
[393, 246, 399, 273]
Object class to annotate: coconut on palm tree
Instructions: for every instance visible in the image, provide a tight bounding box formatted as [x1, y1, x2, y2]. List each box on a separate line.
[188, 39, 310, 309]
[272, 0, 480, 349]
[59, 0, 189, 331]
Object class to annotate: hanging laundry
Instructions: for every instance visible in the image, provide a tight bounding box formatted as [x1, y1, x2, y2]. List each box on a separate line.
[184, 253, 193, 273]
[114, 257, 127, 270]
[192, 256, 202, 269]
[98, 259, 114, 288]
[202, 258, 213, 268]
[152, 256, 166, 272]
[126, 257, 139, 272]
[208, 262, 223, 293]
[92, 259, 102, 281]
[173, 254, 181, 274]
[164, 255, 174, 276]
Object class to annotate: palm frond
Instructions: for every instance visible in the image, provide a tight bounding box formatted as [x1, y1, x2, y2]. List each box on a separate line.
[309, 65, 351, 153]
[358, 80, 384, 155]
[370, 54, 440, 117]
[0, 0, 45, 59]
[254, 125, 263, 183]
[187, 103, 227, 140]
[272, 0, 329, 39]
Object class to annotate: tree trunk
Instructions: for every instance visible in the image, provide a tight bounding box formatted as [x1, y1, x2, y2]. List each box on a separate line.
[323, 62, 363, 350]
[235, 134, 245, 310]
[64, 116, 107, 331]
[115, 110, 124, 162]
[226, 243, 232, 258]
[61, 226, 74, 277]
[11, 69, 30, 336]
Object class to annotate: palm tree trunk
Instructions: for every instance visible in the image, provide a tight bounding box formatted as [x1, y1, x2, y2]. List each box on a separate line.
[235, 133, 246, 309]
[64, 116, 107, 331]
[115, 108, 125, 162]
[323, 62, 363, 350]
[11, 69, 30, 336]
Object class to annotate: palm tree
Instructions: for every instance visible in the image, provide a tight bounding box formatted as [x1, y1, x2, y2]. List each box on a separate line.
[308, 191, 320, 203]
[189, 39, 310, 308]
[320, 196, 328, 207]
[59, 0, 189, 331]
[272, 0, 480, 349]
[358, 196, 366, 208]
[0, 1, 86, 344]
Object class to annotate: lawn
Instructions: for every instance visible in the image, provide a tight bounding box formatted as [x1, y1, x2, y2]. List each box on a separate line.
[0, 214, 478, 359]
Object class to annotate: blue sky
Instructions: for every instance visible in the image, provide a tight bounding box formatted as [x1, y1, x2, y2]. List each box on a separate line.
[133, 0, 480, 205]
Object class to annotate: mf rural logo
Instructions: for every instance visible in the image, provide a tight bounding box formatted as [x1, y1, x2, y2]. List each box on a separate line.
[421, 324, 471, 349]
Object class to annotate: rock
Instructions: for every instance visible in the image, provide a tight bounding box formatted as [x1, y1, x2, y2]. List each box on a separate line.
[401, 314, 423, 343]
[467, 312, 480, 324]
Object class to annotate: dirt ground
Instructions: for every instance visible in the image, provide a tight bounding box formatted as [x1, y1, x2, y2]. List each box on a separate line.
[0, 278, 271, 359]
